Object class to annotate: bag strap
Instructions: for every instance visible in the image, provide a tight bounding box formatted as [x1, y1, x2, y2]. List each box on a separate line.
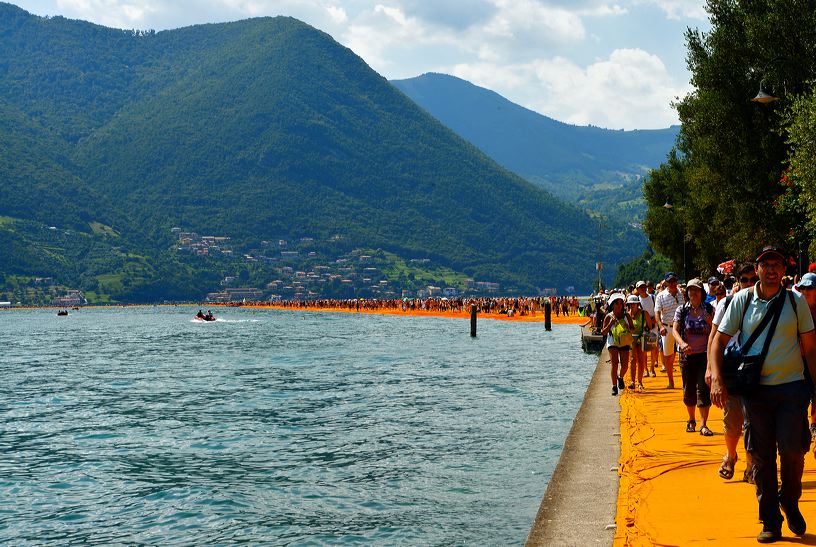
[756, 289, 787, 360]
[741, 286, 785, 354]
[679, 303, 690, 340]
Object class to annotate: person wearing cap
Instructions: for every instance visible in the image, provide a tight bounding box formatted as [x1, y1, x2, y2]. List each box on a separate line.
[673, 278, 715, 434]
[706, 276, 721, 304]
[707, 261, 758, 483]
[601, 293, 634, 396]
[626, 294, 652, 391]
[655, 272, 685, 389]
[710, 247, 816, 542]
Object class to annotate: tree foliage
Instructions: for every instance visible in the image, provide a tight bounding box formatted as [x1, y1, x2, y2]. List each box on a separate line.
[643, 0, 816, 276]
[0, 4, 646, 300]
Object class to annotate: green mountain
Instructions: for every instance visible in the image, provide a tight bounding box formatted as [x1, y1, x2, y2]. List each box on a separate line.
[0, 3, 642, 302]
[391, 73, 678, 220]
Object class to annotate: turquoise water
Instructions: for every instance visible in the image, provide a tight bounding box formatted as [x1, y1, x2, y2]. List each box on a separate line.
[0, 307, 596, 545]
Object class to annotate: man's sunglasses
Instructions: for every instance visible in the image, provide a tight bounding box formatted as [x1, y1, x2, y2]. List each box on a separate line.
[740, 276, 759, 284]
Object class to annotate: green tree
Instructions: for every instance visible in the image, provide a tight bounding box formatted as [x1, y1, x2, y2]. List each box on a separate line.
[785, 88, 816, 257]
[643, 1, 816, 273]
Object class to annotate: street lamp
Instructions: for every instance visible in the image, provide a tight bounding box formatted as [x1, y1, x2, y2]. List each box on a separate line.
[751, 82, 779, 104]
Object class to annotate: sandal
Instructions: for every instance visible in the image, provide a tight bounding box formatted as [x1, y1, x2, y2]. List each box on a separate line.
[718, 454, 736, 480]
[686, 419, 696, 433]
[700, 425, 714, 437]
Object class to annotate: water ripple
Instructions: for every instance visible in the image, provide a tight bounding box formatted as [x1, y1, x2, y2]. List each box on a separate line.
[0, 307, 595, 545]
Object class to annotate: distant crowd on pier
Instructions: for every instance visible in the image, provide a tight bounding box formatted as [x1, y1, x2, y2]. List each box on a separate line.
[219, 295, 582, 317]
[590, 246, 816, 542]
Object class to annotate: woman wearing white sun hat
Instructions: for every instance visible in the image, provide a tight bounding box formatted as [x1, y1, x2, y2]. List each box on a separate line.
[602, 292, 634, 396]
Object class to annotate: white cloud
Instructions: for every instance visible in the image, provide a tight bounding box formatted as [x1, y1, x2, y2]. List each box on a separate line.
[325, 4, 347, 24]
[56, 0, 158, 27]
[451, 48, 690, 129]
[638, 0, 707, 20]
[486, 0, 586, 45]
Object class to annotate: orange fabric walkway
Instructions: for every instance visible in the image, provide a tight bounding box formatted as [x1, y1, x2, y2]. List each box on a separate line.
[222, 304, 590, 324]
[614, 373, 816, 545]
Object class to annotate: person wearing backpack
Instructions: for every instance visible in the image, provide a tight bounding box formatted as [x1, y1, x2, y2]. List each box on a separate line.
[626, 294, 652, 391]
[710, 247, 816, 543]
[636, 281, 659, 377]
[673, 278, 714, 435]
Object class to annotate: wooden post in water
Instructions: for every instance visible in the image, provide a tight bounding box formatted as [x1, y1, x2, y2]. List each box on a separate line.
[544, 299, 552, 331]
[470, 304, 477, 337]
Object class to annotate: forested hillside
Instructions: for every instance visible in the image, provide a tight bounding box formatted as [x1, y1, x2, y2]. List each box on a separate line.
[0, 3, 643, 302]
[392, 73, 678, 220]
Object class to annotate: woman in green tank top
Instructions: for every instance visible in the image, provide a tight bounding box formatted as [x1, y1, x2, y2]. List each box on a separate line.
[602, 293, 635, 396]
[626, 294, 652, 391]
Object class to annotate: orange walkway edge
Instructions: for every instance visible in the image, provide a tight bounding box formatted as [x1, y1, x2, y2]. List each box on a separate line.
[217, 304, 590, 324]
[615, 374, 816, 545]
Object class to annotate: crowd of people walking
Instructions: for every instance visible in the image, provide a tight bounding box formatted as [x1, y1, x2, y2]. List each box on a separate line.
[596, 247, 816, 543]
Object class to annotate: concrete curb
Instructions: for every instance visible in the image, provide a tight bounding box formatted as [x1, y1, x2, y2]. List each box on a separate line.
[525, 348, 620, 546]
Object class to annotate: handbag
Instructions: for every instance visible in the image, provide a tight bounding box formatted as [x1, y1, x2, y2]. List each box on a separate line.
[721, 287, 786, 395]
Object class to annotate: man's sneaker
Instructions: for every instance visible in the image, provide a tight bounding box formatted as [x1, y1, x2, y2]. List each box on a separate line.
[627, 382, 635, 390]
[617, 377, 625, 390]
[781, 503, 807, 536]
[612, 386, 618, 396]
[756, 525, 782, 543]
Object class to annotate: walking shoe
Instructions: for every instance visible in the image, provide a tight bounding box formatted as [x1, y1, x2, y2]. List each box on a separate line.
[627, 382, 635, 390]
[660, 366, 666, 373]
[637, 383, 645, 391]
[781, 503, 806, 536]
[756, 525, 782, 543]
[612, 386, 618, 396]
[617, 377, 625, 390]
[649, 370, 656, 377]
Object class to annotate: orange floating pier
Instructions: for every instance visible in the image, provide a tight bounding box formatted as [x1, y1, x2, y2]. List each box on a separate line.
[219, 302, 590, 324]
[615, 378, 816, 545]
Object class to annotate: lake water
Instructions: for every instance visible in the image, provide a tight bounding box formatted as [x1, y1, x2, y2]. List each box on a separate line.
[0, 307, 596, 545]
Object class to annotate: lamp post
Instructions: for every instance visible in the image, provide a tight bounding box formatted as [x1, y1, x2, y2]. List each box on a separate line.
[663, 200, 688, 281]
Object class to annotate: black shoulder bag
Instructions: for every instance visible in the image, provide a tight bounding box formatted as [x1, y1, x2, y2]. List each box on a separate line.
[721, 287, 786, 396]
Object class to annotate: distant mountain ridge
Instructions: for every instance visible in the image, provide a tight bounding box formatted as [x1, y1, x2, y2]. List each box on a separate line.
[391, 73, 679, 219]
[0, 3, 642, 302]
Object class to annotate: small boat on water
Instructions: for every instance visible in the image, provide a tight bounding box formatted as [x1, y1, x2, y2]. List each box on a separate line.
[194, 310, 216, 322]
[580, 324, 604, 353]
[56, 310, 69, 316]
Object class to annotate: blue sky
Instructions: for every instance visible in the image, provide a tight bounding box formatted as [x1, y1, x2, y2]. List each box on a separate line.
[12, 0, 710, 129]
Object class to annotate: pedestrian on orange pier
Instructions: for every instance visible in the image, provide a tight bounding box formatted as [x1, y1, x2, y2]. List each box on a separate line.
[602, 293, 633, 396]
[707, 261, 758, 483]
[655, 272, 684, 389]
[626, 294, 651, 391]
[710, 247, 816, 543]
[673, 278, 714, 434]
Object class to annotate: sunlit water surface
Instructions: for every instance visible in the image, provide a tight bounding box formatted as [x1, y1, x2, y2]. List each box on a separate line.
[0, 307, 596, 545]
